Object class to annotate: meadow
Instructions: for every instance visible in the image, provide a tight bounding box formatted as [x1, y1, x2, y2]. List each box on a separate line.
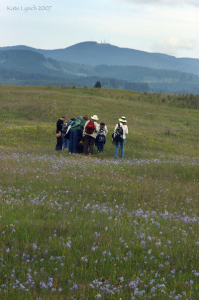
[0, 85, 199, 299]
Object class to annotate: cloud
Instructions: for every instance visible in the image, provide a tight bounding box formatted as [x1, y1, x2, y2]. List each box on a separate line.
[152, 37, 195, 56]
[118, 0, 199, 7]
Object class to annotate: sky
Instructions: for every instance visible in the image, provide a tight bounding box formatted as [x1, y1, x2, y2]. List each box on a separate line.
[1, 0, 199, 59]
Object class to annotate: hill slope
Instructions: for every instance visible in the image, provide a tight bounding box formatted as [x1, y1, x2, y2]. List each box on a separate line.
[1, 42, 199, 76]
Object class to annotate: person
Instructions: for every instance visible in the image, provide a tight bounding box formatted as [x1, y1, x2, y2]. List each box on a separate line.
[83, 115, 99, 155]
[69, 115, 88, 154]
[97, 122, 108, 136]
[55, 115, 66, 150]
[62, 117, 76, 152]
[77, 140, 84, 153]
[114, 116, 128, 159]
[96, 129, 106, 152]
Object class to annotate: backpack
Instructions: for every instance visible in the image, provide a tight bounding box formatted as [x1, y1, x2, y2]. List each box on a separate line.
[71, 117, 82, 129]
[64, 119, 75, 139]
[62, 118, 76, 133]
[62, 122, 69, 133]
[98, 134, 105, 143]
[85, 120, 95, 134]
[114, 123, 123, 141]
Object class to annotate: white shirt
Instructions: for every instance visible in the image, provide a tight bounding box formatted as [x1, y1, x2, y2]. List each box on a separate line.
[97, 124, 108, 136]
[114, 122, 128, 139]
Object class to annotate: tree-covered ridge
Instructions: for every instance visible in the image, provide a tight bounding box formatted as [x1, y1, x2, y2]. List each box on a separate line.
[94, 65, 198, 83]
[0, 50, 67, 78]
[0, 49, 199, 94]
[1, 42, 199, 75]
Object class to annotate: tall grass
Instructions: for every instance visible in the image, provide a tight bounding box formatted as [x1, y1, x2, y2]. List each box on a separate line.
[0, 85, 199, 299]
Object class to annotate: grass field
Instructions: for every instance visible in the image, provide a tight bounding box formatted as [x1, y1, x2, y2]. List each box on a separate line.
[0, 85, 199, 299]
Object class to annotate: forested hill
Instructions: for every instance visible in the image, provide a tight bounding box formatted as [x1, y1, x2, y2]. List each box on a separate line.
[0, 50, 149, 92]
[0, 41, 199, 76]
[0, 49, 199, 94]
[0, 50, 67, 78]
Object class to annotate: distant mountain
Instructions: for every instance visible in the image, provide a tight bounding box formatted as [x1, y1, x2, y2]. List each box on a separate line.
[0, 41, 199, 76]
[0, 48, 199, 94]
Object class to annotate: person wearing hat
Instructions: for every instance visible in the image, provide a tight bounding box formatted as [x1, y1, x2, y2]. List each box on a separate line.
[114, 116, 128, 159]
[83, 115, 99, 155]
[69, 115, 88, 154]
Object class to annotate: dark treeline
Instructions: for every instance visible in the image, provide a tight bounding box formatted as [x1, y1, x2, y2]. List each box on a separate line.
[0, 68, 63, 81]
[0, 69, 149, 92]
[75, 76, 149, 92]
[94, 65, 199, 84]
[149, 82, 199, 95]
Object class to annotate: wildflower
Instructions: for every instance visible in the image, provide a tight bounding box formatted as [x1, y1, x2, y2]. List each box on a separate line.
[81, 256, 88, 262]
[40, 281, 48, 289]
[156, 240, 161, 246]
[19, 284, 25, 290]
[92, 246, 98, 251]
[67, 240, 72, 248]
[149, 279, 155, 285]
[48, 281, 53, 287]
[175, 294, 182, 299]
[190, 280, 194, 286]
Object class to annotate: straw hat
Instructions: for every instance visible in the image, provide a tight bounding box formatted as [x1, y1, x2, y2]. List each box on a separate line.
[119, 116, 127, 123]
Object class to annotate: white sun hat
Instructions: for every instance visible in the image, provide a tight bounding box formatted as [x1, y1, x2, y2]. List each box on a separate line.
[91, 115, 99, 121]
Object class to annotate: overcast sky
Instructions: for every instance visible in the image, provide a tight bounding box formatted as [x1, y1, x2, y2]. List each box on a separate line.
[1, 0, 199, 58]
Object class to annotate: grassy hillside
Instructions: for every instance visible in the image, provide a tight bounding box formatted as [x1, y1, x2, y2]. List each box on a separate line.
[0, 85, 199, 299]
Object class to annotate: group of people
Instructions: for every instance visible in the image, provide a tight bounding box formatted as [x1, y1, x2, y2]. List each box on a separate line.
[55, 114, 128, 158]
